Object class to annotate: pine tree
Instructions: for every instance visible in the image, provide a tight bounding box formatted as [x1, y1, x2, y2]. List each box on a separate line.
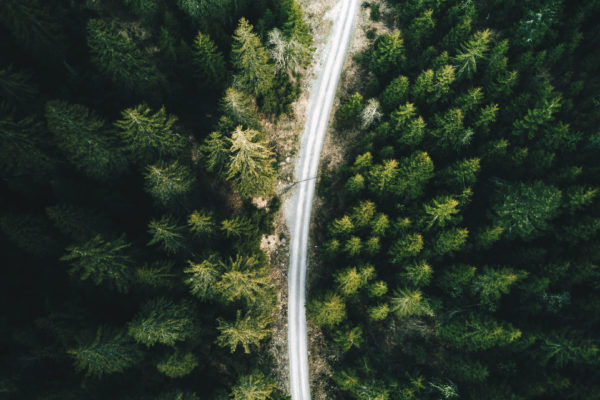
[216, 255, 271, 305]
[345, 173, 366, 194]
[61, 234, 132, 293]
[389, 233, 423, 263]
[68, 327, 140, 378]
[434, 228, 468, 256]
[230, 370, 277, 400]
[437, 264, 476, 298]
[221, 216, 255, 238]
[370, 30, 405, 78]
[432, 108, 470, 149]
[281, 0, 312, 47]
[200, 131, 229, 175]
[86, 19, 159, 91]
[115, 104, 186, 163]
[335, 265, 374, 297]
[0, 65, 37, 112]
[406, 9, 435, 50]
[135, 260, 176, 288]
[351, 200, 376, 228]
[184, 258, 220, 299]
[437, 313, 521, 351]
[368, 303, 390, 321]
[394, 151, 435, 199]
[45, 100, 127, 181]
[192, 31, 226, 86]
[308, 293, 346, 328]
[491, 181, 562, 240]
[411, 69, 434, 102]
[368, 159, 400, 196]
[46, 204, 105, 242]
[231, 18, 275, 97]
[0, 116, 51, 179]
[216, 311, 270, 354]
[453, 29, 492, 79]
[343, 236, 362, 257]
[371, 213, 390, 236]
[472, 267, 527, 311]
[187, 210, 216, 236]
[439, 158, 480, 189]
[381, 75, 410, 112]
[147, 215, 186, 254]
[337, 93, 364, 129]
[226, 126, 276, 198]
[0, 213, 60, 258]
[402, 262, 433, 288]
[128, 298, 195, 347]
[538, 330, 599, 367]
[422, 196, 460, 229]
[220, 87, 259, 127]
[144, 160, 195, 207]
[454, 87, 484, 114]
[329, 215, 355, 236]
[390, 288, 434, 318]
[334, 326, 364, 352]
[156, 351, 199, 378]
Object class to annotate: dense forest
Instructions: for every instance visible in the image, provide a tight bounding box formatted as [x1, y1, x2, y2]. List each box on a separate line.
[0, 0, 312, 398]
[312, 0, 600, 399]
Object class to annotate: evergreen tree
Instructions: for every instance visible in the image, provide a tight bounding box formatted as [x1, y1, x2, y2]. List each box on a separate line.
[334, 326, 364, 352]
[192, 31, 227, 86]
[422, 196, 460, 229]
[230, 370, 277, 400]
[45, 100, 127, 181]
[217, 311, 270, 354]
[381, 75, 410, 112]
[389, 233, 424, 263]
[61, 234, 132, 293]
[68, 327, 140, 378]
[187, 210, 216, 236]
[226, 126, 276, 198]
[337, 93, 364, 129]
[453, 29, 492, 79]
[147, 215, 186, 254]
[86, 19, 160, 91]
[437, 314, 521, 351]
[308, 293, 346, 328]
[370, 30, 405, 78]
[184, 258, 220, 299]
[220, 87, 259, 127]
[231, 18, 275, 97]
[406, 9, 435, 50]
[281, 0, 312, 47]
[144, 160, 195, 207]
[0, 65, 37, 112]
[200, 131, 229, 176]
[491, 181, 562, 240]
[216, 255, 271, 305]
[472, 267, 527, 311]
[402, 261, 433, 288]
[0, 213, 59, 258]
[115, 104, 186, 163]
[221, 216, 255, 238]
[135, 260, 176, 288]
[437, 264, 476, 298]
[128, 298, 195, 347]
[538, 330, 599, 367]
[390, 288, 434, 318]
[156, 351, 199, 378]
[433, 228, 469, 256]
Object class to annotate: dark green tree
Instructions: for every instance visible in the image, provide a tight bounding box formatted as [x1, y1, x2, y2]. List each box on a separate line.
[192, 31, 227, 86]
[128, 298, 195, 347]
[144, 160, 195, 207]
[147, 215, 186, 254]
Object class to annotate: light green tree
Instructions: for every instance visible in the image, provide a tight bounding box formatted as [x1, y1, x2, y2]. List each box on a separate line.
[381, 75, 410, 112]
[184, 258, 220, 299]
[389, 233, 423, 263]
[390, 289, 434, 318]
[472, 267, 528, 311]
[308, 292, 346, 328]
[434, 228, 469, 256]
[187, 210, 216, 236]
[200, 131, 229, 175]
[226, 126, 276, 198]
[216, 255, 271, 305]
[453, 29, 492, 79]
[370, 30, 405, 78]
[423, 196, 460, 229]
[402, 261, 433, 288]
[334, 326, 363, 352]
[220, 87, 258, 127]
[216, 311, 270, 354]
[230, 370, 277, 400]
[437, 313, 522, 351]
[115, 104, 186, 163]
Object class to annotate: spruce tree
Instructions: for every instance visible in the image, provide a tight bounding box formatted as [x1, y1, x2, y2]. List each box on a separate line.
[370, 30, 405, 78]
[453, 29, 492, 79]
[200, 131, 229, 176]
[68, 327, 140, 378]
[61, 234, 132, 293]
[308, 293, 346, 328]
[231, 18, 275, 97]
[192, 31, 227, 86]
[86, 19, 159, 91]
[216, 311, 270, 354]
[184, 258, 221, 299]
[156, 351, 199, 378]
[226, 126, 276, 198]
[115, 104, 186, 163]
[144, 160, 195, 207]
[216, 255, 271, 305]
[128, 298, 195, 347]
[45, 100, 127, 180]
[230, 371, 277, 400]
[147, 215, 186, 254]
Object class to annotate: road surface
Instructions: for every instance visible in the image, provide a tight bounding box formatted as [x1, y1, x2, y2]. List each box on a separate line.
[287, 1, 360, 399]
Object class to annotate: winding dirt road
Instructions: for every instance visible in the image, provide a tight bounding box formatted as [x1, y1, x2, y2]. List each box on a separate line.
[287, 1, 360, 398]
